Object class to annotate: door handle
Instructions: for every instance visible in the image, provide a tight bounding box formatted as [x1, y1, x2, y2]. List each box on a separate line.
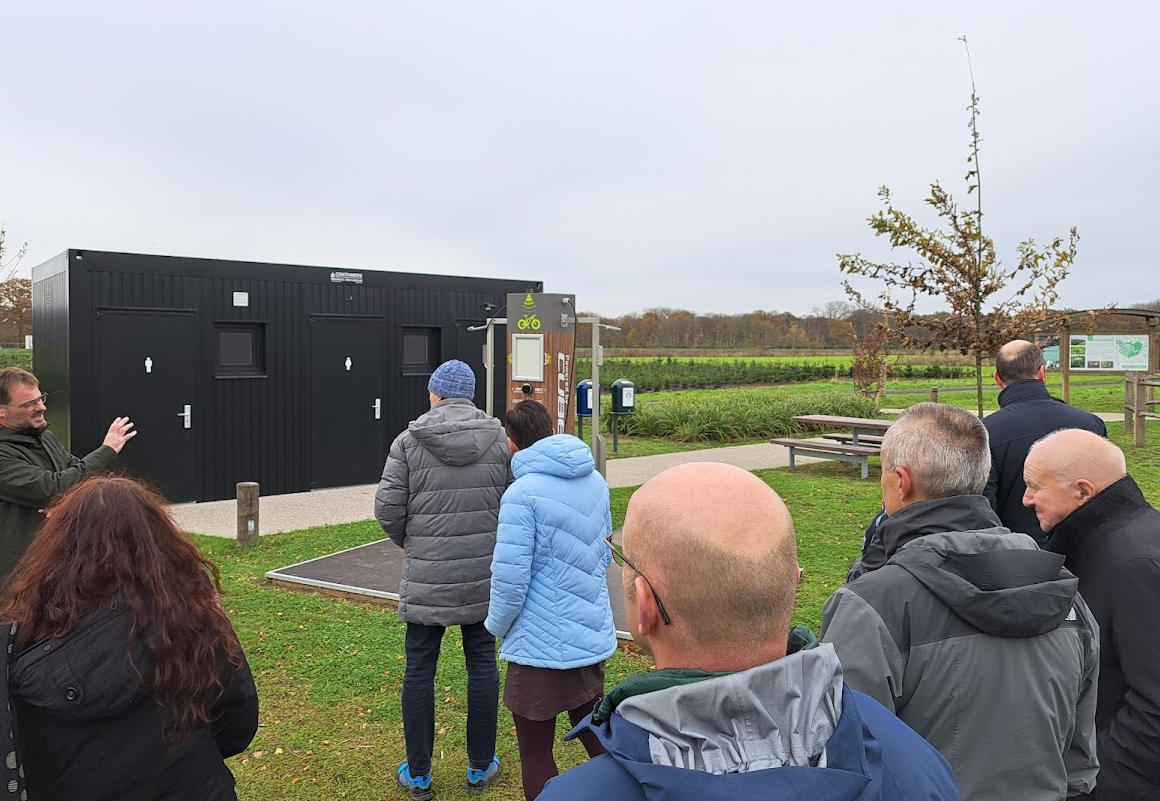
[373, 398, 381, 420]
[177, 404, 192, 429]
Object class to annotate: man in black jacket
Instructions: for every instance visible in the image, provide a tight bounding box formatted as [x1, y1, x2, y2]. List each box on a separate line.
[983, 340, 1106, 542]
[1025, 429, 1160, 801]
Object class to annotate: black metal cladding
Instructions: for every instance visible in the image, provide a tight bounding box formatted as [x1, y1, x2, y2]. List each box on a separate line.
[31, 250, 538, 503]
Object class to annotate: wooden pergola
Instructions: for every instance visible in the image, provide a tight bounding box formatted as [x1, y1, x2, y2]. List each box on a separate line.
[1030, 309, 1160, 404]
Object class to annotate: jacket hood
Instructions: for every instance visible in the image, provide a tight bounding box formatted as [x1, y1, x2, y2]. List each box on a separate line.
[9, 607, 152, 723]
[568, 646, 885, 800]
[890, 527, 1079, 638]
[409, 398, 504, 466]
[1047, 474, 1147, 556]
[0, 423, 46, 445]
[876, 494, 1002, 559]
[511, 434, 594, 480]
[997, 378, 1055, 407]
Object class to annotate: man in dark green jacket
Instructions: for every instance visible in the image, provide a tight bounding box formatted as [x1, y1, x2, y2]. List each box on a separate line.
[0, 367, 135, 579]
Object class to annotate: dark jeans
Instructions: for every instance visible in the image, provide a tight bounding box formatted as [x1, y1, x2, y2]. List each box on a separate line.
[512, 692, 606, 801]
[402, 621, 498, 776]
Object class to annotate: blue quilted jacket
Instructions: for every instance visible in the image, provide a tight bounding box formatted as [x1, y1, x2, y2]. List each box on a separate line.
[485, 434, 617, 669]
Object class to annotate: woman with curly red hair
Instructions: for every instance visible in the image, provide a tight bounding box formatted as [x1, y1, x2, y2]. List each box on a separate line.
[0, 476, 258, 800]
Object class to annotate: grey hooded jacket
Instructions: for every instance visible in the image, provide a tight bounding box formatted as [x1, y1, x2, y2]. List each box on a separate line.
[375, 398, 511, 626]
[821, 496, 1100, 801]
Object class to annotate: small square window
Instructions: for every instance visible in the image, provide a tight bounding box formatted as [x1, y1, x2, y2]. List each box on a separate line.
[402, 328, 439, 372]
[403, 334, 429, 367]
[220, 332, 253, 366]
[216, 324, 265, 376]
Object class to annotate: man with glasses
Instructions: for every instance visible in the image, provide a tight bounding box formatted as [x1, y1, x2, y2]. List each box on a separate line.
[539, 462, 960, 801]
[0, 367, 135, 579]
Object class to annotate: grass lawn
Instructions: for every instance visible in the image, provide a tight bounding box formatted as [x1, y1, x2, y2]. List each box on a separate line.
[203, 420, 1159, 799]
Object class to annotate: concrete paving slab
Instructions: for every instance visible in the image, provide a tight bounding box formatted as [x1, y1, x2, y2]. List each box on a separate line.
[172, 442, 824, 538]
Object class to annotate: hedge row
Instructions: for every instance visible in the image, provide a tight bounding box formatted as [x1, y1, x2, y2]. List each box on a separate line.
[576, 357, 971, 391]
[599, 390, 880, 442]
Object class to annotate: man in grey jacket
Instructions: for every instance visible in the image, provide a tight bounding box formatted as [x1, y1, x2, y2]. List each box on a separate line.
[375, 360, 511, 800]
[821, 402, 1100, 801]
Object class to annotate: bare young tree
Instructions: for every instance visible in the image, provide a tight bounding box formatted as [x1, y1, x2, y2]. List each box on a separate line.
[838, 40, 1078, 415]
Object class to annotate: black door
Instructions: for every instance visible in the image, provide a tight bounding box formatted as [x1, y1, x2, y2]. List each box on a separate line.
[96, 310, 197, 502]
[454, 319, 506, 418]
[310, 316, 385, 488]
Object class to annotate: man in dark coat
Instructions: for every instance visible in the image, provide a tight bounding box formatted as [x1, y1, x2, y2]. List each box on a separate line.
[983, 339, 1106, 541]
[0, 367, 135, 579]
[375, 359, 511, 800]
[1025, 429, 1160, 801]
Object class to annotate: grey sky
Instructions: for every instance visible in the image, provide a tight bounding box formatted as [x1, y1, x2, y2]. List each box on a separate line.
[3, 2, 1156, 317]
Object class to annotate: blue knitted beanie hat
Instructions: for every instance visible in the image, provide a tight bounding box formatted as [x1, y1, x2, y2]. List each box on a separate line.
[428, 360, 476, 399]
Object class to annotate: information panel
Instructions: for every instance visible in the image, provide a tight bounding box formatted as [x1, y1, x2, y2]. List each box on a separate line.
[1068, 334, 1149, 370]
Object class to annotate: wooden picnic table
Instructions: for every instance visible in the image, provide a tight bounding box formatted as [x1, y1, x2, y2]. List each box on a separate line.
[769, 415, 896, 479]
[791, 415, 893, 445]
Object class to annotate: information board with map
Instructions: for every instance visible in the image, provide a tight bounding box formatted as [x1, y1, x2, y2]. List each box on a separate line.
[1068, 334, 1149, 370]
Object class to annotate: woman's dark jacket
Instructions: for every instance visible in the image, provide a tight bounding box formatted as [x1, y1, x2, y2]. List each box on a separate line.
[8, 606, 259, 801]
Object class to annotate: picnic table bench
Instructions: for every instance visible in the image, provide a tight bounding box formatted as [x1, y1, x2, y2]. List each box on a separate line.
[769, 415, 895, 479]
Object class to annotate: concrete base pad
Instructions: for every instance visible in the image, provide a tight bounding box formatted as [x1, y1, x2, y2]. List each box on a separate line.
[266, 538, 634, 640]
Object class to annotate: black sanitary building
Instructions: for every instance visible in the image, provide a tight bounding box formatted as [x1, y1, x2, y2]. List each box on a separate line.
[31, 250, 536, 503]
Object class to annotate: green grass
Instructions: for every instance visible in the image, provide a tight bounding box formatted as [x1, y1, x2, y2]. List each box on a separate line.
[200, 465, 878, 799]
[199, 520, 653, 800]
[202, 393, 1160, 799]
[0, 348, 32, 370]
[608, 390, 879, 441]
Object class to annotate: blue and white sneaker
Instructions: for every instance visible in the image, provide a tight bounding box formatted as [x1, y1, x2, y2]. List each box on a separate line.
[465, 756, 501, 794]
[397, 762, 434, 801]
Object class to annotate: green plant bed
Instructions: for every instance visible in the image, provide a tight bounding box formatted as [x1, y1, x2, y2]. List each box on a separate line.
[602, 389, 879, 442]
[576, 356, 974, 392]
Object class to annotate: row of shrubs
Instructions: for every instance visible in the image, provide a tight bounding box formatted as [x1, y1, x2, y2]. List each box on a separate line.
[598, 390, 880, 442]
[576, 358, 972, 391]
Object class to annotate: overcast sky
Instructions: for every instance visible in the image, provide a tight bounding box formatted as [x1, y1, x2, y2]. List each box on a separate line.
[2, 2, 1156, 317]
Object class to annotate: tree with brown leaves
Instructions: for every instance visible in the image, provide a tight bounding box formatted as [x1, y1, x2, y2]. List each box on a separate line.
[838, 42, 1078, 416]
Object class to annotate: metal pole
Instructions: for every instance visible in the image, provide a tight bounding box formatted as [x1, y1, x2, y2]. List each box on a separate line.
[484, 320, 495, 417]
[591, 318, 601, 451]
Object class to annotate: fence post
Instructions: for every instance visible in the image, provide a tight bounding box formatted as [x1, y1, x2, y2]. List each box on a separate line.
[237, 482, 260, 546]
[930, 387, 939, 403]
[1134, 379, 1147, 448]
[1125, 372, 1135, 435]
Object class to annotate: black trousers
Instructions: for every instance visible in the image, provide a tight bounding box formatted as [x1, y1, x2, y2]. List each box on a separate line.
[401, 621, 499, 775]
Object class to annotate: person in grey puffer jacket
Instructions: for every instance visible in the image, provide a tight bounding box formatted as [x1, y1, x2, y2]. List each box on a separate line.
[375, 360, 511, 800]
[822, 403, 1099, 801]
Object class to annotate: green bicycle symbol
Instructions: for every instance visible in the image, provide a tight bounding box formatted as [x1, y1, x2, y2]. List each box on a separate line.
[516, 314, 542, 331]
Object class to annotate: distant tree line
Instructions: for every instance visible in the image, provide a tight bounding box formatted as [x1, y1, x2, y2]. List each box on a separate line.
[576, 301, 880, 350]
[573, 298, 1159, 354]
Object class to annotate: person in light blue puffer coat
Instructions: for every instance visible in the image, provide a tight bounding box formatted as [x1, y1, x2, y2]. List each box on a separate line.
[485, 400, 617, 800]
